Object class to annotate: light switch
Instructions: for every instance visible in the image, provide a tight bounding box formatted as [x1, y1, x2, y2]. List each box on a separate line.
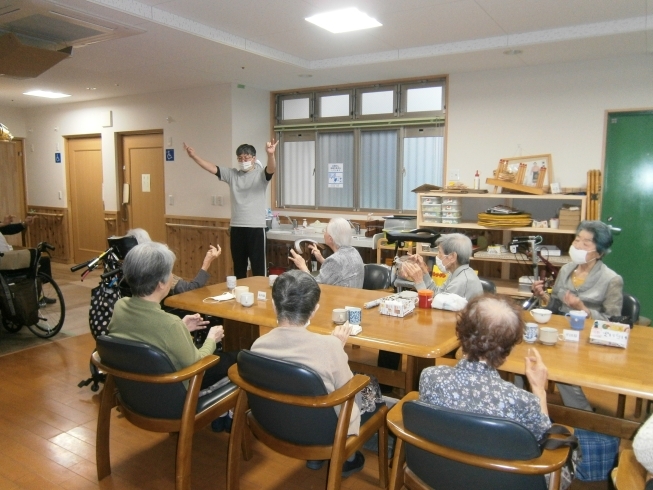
[169, 195, 174, 206]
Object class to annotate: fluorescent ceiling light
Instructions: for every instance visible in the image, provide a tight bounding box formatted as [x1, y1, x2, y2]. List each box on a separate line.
[305, 8, 382, 34]
[23, 90, 71, 99]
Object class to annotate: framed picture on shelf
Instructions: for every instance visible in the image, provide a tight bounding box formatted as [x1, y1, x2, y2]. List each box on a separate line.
[500, 154, 553, 190]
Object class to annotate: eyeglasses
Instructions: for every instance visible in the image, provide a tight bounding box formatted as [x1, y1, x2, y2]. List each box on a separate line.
[237, 155, 253, 162]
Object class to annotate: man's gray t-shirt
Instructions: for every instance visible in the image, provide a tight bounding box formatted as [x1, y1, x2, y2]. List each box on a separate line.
[217, 165, 270, 228]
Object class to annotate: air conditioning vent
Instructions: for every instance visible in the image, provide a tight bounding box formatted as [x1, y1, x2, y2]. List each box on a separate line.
[0, 0, 144, 50]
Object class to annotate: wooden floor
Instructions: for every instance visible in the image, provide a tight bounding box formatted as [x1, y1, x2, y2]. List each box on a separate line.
[0, 263, 641, 489]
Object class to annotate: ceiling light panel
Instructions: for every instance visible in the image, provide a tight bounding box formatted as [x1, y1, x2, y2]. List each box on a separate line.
[305, 8, 382, 34]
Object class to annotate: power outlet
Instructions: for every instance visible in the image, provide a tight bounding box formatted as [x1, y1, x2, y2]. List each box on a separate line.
[449, 168, 461, 181]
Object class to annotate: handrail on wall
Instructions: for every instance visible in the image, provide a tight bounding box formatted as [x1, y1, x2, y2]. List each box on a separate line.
[165, 223, 229, 231]
[28, 212, 63, 218]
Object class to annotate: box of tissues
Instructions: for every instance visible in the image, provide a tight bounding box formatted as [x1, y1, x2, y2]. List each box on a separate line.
[379, 297, 415, 318]
[589, 320, 630, 348]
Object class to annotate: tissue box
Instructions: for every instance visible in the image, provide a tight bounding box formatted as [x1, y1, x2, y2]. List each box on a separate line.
[589, 320, 630, 348]
[379, 298, 415, 318]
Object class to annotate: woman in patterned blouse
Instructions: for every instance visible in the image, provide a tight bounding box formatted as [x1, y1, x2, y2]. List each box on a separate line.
[419, 294, 551, 440]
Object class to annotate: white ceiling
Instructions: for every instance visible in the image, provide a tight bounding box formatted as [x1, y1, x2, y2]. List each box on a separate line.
[0, 0, 651, 108]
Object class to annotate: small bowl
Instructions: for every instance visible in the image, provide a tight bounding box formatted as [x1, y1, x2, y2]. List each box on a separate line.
[530, 308, 552, 324]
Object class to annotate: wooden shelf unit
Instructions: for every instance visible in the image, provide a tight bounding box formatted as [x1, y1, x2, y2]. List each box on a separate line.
[416, 192, 587, 296]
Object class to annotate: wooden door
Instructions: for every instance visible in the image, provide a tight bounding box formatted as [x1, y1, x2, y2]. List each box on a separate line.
[122, 134, 166, 242]
[67, 137, 105, 262]
[602, 111, 653, 319]
[0, 140, 26, 247]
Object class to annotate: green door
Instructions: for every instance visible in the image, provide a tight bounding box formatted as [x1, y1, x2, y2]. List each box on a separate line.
[602, 111, 653, 319]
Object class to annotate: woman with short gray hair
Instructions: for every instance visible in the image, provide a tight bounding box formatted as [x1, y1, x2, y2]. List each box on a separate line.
[108, 243, 237, 421]
[400, 233, 483, 300]
[126, 228, 221, 295]
[288, 217, 364, 288]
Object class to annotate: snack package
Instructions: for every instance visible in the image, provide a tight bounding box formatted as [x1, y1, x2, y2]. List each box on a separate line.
[589, 320, 630, 348]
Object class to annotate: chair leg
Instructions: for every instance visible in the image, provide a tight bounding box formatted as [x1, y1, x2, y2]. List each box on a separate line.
[96, 375, 116, 481]
[388, 438, 406, 490]
[377, 422, 388, 489]
[548, 468, 561, 490]
[176, 428, 194, 490]
[227, 390, 249, 490]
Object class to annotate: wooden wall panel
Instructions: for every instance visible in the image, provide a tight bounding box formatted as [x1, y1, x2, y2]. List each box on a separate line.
[165, 215, 232, 286]
[26, 206, 70, 262]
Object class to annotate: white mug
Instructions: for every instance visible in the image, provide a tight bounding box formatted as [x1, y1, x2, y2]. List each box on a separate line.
[268, 274, 278, 286]
[240, 291, 254, 307]
[234, 286, 249, 302]
[538, 327, 558, 345]
[226, 276, 237, 290]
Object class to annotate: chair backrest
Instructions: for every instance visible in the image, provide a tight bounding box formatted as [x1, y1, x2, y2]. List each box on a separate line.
[363, 263, 392, 290]
[479, 278, 497, 294]
[622, 293, 640, 324]
[402, 401, 547, 490]
[237, 350, 339, 446]
[96, 335, 188, 419]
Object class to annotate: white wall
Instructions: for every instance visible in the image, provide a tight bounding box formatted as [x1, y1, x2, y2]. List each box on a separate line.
[447, 54, 653, 190]
[0, 107, 26, 138]
[9, 53, 653, 219]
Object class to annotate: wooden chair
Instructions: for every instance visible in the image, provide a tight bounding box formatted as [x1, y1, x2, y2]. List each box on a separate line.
[226, 350, 389, 490]
[613, 449, 651, 490]
[92, 335, 240, 490]
[387, 392, 572, 490]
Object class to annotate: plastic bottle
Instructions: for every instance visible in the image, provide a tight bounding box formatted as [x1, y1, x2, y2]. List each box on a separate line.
[302, 219, 308, 228]
[474, 170, 480, 190]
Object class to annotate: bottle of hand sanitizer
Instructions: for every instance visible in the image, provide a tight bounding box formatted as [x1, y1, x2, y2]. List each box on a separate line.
[474, 170, 480, 190]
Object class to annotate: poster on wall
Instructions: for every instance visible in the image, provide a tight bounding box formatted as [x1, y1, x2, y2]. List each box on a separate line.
[328, 163, 343, 188]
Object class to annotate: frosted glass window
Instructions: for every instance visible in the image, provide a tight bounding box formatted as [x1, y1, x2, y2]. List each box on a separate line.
[402, 136, 444, 210]
[407, 86, 442, 112]
[282, 98, 309, 120]
[316, 132, 354, 208]
[320, 94, 350, 118]
[360, 130, 398, 210]
[362, 91, 394, 115]
[281, 141, 315, 206]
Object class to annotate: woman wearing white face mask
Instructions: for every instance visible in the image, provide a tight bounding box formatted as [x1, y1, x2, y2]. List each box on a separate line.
[533, 220, 623, 321]
[399, 233, 483, 301]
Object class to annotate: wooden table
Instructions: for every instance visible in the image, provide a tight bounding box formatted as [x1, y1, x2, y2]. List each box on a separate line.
[164, 276, 460, 391]
[502, 314, 653, 438]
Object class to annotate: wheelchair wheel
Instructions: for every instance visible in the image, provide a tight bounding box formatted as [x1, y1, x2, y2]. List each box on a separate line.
[1, 316, 23, 333]
[27, 272, 65, 339]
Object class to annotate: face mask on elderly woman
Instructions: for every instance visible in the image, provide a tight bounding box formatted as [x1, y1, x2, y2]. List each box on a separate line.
[569, 245, 597, 265]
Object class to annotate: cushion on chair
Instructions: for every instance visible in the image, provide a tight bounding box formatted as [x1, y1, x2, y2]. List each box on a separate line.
[237, 350, 339, 446]
[621, 293, 640, 324]
[403, 401, 547, 490]
[97, 335, 194, 419]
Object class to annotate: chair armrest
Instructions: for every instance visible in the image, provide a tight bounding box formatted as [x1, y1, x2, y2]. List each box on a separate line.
[614, 449, 647, 490]
[92, 351, 221, 383]
[387, 391, 569, 475]
[228, 364, 369, 408]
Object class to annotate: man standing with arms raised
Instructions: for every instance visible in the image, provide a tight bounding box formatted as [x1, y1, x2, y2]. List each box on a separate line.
[184, 139, 278, 278]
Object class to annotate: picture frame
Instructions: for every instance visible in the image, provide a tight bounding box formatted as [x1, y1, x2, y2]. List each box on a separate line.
[550, 182, 562, 194]
[501, 154, 553, 189]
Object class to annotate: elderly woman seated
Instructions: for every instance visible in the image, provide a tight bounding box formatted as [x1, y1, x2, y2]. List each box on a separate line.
[399, 233, 483, 301]
[419, 294, 574, 488]
[250, 270, 382, 477]
[288, 217, 364, 288]
[126, 228, 221, 295]
[107, 242, 237, 429]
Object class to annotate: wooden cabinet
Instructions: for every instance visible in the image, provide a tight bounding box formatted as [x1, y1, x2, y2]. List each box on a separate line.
[415, 192, 587, 296]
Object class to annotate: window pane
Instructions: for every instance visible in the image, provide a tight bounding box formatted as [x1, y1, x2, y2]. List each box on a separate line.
[360, 130, 398, 209]
[281, 140, 315, 206]
[316, 132, 354, 208]
[362, 91, 393, 115]
[407, 86, 442, 112]
[320, 94, 349, 118]
[402, 136, 444, 210]
[282, 97, 309, 120]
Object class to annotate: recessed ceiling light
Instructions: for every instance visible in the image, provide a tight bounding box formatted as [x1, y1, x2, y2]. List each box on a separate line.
[23, 90, 71, 99]
[503, 49, 523, 55]
[86, 87, 97, 90]
[298, 74, 313, 78]
[306, 7, 382, 34]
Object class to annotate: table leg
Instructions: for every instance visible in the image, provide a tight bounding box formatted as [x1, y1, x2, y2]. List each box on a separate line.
[405, 356, 416, 392]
